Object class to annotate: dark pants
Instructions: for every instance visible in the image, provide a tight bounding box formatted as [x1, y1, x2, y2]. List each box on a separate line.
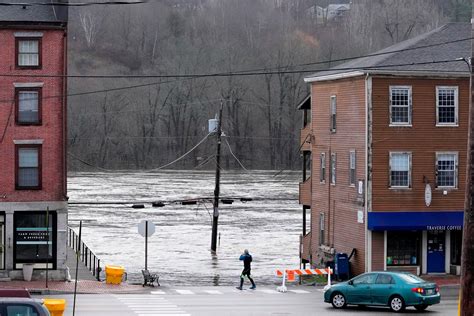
[240, 268, 255, 288]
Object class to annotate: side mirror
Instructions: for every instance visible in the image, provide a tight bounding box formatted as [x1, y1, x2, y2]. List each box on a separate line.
[348, 280, 353, 285]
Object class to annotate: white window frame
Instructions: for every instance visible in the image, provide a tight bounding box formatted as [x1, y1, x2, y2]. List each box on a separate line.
[320, 153, 326, 183]
[435, 152, 458, 189]
[389, 86, 412, 126]
[436, 86, 459, 127]
[389, 152, 412, 189]
[349, 150, 356, 186]
[330, 95, 336, 133]
[330, 153, 336, 185]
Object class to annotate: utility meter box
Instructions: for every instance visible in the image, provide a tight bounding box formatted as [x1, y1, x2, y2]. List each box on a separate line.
[208, 119, 218, 133]
[335, 252, 349, 281]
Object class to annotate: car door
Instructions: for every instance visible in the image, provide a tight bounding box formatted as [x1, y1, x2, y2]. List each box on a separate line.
[371, 273, 396, 305]
[346, 273, 377, 305]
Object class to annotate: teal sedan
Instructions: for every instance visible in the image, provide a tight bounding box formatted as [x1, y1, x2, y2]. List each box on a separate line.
[324, 272, 440, 312]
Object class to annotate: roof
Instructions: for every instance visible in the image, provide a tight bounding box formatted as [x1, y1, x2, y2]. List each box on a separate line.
[305, 23, 471, 82]
[0, 0, 67, 23]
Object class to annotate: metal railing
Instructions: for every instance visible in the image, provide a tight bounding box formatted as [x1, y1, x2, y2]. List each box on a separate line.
[67, 226, 102, 281]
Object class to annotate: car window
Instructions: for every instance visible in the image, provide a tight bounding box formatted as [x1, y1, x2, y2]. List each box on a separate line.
[6, 304, 39, 316]
[352, 273, 377, 285]
[398, 273, 424, 284]
[376, 274, 395, 284]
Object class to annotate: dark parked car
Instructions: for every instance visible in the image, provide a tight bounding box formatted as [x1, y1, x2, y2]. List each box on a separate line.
[0, 289, 50, 316]
[324, 272, 440, 312]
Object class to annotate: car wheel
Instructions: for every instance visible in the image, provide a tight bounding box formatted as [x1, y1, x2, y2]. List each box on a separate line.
[414, 304, 428, 311]
[389, 295, 406, 313]
[331, 292, 347, 309]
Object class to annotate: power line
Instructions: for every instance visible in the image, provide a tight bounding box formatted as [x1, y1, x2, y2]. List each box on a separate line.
[0, 1, 146, 6]
[0, 59, 466, 106]
[0, 58, 466, 80]
[224, 137, 249, 172]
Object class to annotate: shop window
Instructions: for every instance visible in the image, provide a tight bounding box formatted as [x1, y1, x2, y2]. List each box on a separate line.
[16, 145, 41, 190]
[387, 231, 420, 266]
[14, 211, 56, 269]
[450, 230, 462, 265]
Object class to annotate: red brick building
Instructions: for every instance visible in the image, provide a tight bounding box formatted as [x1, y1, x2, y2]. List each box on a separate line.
[299, 23, 469, 277]
[0, 0, 68, 280]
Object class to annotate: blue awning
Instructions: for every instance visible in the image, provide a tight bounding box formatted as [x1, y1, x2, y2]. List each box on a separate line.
[368, 211, 464, 231]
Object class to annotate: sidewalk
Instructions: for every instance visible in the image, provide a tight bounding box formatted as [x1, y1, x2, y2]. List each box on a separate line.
[0, 280, 147, 294]
[422, 274, 460, 286]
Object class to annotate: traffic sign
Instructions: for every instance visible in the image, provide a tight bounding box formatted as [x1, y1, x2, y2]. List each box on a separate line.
[138, 220, 155, 237]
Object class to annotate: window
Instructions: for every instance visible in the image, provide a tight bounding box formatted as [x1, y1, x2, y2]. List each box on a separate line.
[436, 86, 458, 126]
[304, 152, 312, 181]
[352, 273, 377, 285]
[16, 145, 41, 190]
[16, 38, 41, 68]
[319, 213, 325, 245]
[386, 231, 420, 266]
[376, 274, 395, 284]
[390, 86, 412, 125]
[349, 150, 356, 186]
[436, 153, 458, 188]
[320, 153, 326, 183]
[16, 88, 41, 125]
[7, 304, 40, 316]
[390, 152, 411, 188]
[330, 153, 336, 185]
[330, 96, 336, 132]
[14, 211, 56, 269]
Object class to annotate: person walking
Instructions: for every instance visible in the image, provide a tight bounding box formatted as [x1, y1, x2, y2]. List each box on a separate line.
[236, 249, 256, 290]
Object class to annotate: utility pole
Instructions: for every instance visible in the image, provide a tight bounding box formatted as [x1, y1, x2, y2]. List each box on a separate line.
[211, 100, 224, 252]
[460, 7, 474, 315]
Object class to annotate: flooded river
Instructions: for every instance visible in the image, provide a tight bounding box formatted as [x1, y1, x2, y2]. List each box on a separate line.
[68, 170, 303, 286]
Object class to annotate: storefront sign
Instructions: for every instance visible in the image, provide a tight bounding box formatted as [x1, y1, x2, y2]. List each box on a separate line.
[16, 228, 50, 244]
[424, 184, 432, 207]
[427, 225, 462, 231]
[357, 210, 364, 223]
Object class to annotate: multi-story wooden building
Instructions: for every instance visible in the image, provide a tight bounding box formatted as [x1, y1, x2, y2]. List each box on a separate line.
[0, 0, 68, 280]
[299, 23, 469, 276]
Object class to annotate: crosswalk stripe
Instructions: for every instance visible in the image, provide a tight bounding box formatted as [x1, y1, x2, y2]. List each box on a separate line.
[289, 290, 310, 294]
[204, 290, 223, 294]
[151, 291, 167, 295]
[136, 314, 190, 316]
[258, 289, 282, 294]
[175, 290, 194, 295]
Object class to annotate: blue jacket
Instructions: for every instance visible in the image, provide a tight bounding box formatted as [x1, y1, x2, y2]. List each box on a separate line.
[239, 254, 252, 270]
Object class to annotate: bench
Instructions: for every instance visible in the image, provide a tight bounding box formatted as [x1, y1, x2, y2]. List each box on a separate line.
[142, 269, 160, 287]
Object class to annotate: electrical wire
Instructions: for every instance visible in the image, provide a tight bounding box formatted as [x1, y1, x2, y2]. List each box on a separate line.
[68, 132, 211, 172]
[0, 58, 467, 106]
[0, 1, 146, 6]
[0, 100, 15, 143]
[223, 137, 249, 172]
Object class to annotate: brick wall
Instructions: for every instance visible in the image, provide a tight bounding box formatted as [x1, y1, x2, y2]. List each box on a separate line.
[309, 76, 367, 275]
[0, 29, 66, 202]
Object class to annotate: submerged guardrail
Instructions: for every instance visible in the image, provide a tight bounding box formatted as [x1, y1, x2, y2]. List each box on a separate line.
[67, 226, 102, 281]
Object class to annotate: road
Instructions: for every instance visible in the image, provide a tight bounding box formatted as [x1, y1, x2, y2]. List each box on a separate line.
[38, 286, 458, 316]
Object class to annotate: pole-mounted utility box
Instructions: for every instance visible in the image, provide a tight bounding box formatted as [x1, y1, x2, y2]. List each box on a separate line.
[209, 119, 218, 133]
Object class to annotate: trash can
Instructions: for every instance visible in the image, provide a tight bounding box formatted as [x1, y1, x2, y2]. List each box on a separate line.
[105, 265, 125, 285]
[43, 299, 66, 316]
[335, 253, 349, 281]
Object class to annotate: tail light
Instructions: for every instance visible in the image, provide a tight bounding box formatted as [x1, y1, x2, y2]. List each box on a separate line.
[435, 286, 439, 293]
[411, 287, 424, 294]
